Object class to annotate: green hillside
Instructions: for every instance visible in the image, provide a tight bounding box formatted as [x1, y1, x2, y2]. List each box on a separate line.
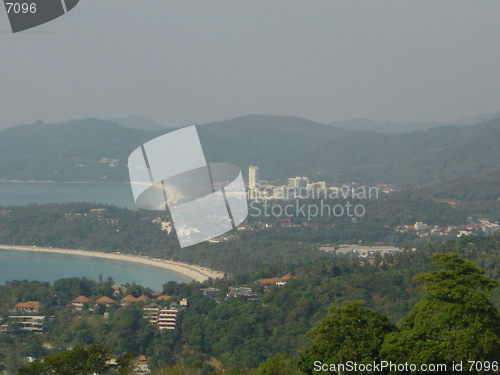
[0, 115, 499, 186]
[0, 119, 165, 182]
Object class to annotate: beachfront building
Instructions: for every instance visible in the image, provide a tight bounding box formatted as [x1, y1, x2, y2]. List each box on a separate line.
[13, 301, 41, 313]
[70, 296, 90, 310]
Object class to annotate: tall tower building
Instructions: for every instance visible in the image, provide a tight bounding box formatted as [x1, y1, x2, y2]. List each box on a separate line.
[248, 166, 259, 189]
[288, 176, 309, 189]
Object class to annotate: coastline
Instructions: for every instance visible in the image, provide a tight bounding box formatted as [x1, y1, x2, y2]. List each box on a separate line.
[0, 245, 224, 283]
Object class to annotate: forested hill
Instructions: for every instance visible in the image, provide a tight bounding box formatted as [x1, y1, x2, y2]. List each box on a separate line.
[0, 115, 499, 186]
[0, 119, 163, 182]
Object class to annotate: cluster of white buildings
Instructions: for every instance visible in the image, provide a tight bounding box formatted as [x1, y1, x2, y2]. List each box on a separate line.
[247, 166, 328, 201]
[395, 220, 500, 238]
[320, 245, 401, 258]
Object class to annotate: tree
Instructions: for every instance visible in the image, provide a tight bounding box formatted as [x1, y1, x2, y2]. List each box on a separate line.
[16, 342, 135, 375]
[249, 353, 301, 375]
[381, 253, 500, 373]
[151, 364, 203, 375]
[298, 300, 396, 374]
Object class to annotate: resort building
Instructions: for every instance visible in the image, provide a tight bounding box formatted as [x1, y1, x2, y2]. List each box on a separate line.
[257, 273, 292, 287]
[112, 285, 128, 296]
[157, 304, 184, 330]
[121, 294, 153, 305]
[142, 303, 159, 325]
[1, 316, 45, 333]
[95, 296, 115, 307]
[200, 288, 220, 300]
[155, 295, 172, 301]
[143, 302, 186, 330]
[134, 355, 151, 374]
[226, 287, 259, 301]
[13, 301, 41, 313]
[121, 295, 138, 305]
[70, 296, 90, 310]
[136, 295, 150, 303]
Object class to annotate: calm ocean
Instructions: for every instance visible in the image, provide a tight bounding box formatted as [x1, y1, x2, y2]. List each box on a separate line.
[0, 183, 189, 289]
[0, 249, 190, 290]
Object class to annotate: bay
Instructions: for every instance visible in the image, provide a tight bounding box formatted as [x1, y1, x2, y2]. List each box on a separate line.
[0, 249, 191, 291]
[0, 183, 191, 289]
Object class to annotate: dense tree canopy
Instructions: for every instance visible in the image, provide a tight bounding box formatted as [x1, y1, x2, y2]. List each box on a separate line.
[298, 300, 396, 374]
[16, 342, 135, 375]
[381, 253, 500, 373]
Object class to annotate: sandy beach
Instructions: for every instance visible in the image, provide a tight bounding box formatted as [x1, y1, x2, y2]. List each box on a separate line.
[0, 245, 224, 283]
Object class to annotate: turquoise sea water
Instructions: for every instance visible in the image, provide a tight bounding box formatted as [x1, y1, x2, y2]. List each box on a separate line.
[0, 183, 191, 289]
[0, 249, 191, 290]
[0, 182, 136, 209]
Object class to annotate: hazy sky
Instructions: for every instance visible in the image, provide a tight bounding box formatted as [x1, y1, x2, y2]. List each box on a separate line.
[1, 1, 500, 129]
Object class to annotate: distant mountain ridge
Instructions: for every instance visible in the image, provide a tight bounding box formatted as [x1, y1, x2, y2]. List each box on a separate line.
[0, 114, 499, 187]
[330, 111, 500, 133]
[111, 115, 168, 131]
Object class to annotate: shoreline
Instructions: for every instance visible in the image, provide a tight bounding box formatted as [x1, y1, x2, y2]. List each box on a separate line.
[0, 245, 224, 283]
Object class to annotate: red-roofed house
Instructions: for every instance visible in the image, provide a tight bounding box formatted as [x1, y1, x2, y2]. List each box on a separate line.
[95, 296, 115, 307]
[257, 277, 283, 286]
[111, 285, 128, 296]
[155, 295, 172, 301]
[13, 301, 40, 313]
[71, 296, 90, 310]
[121, 295, 138, 305]
[135, 355, 151, 374]
[136, 295, 150, 302]
[257, 273, 293, 287]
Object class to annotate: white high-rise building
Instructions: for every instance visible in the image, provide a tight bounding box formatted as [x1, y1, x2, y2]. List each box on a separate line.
[288, 176, 309, 189]
[248, 166, 259, 189]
